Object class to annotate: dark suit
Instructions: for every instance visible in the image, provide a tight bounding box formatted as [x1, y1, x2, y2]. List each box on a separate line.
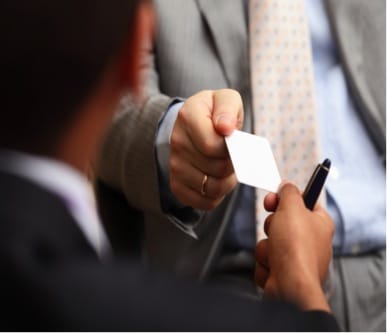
[0, 170, 339, 331]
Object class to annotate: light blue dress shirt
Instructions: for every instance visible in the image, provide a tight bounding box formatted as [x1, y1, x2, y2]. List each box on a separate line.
[306, 0, 385, 254]
[156, 0, 386, 255]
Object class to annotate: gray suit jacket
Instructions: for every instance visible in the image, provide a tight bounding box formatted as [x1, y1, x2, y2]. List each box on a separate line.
[96, 0, 385, 279]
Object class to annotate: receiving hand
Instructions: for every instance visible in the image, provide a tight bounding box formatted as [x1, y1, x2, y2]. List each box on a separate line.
[169, 89, 243, 210]
[255, 182, 334, 312]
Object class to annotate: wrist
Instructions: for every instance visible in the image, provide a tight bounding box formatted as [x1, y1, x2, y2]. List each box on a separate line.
[290, 277, 331, 313]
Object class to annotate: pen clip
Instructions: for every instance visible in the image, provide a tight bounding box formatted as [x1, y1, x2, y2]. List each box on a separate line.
[303, 164, 321, 198]
[303, 159, 331, 210]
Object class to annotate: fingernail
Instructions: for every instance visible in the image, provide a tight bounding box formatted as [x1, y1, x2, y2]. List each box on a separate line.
[215, 115, 234, 127]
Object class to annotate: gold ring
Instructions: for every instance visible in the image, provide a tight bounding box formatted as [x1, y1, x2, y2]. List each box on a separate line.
[201, 174, 208, 196]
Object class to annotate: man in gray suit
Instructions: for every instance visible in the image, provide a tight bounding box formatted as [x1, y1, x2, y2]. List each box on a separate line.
[96, 0, 386, 331]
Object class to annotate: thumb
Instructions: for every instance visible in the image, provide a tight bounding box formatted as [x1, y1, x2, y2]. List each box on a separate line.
[212, 89, 244, 136]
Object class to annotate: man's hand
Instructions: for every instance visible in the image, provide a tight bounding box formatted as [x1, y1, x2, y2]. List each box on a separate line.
[255, 183, 334, 312]
[169, 89, 243, 210]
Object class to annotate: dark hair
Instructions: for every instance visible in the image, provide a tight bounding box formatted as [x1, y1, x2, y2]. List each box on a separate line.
[0, 0, 141, 154]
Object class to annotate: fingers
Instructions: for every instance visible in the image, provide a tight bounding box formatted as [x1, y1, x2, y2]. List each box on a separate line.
[212, 89, 244, 136]
[313, 202, 332, 220]
[255, 239, 269, 268]
[264, 192, 279, 212]
[255, 263, 269, 288]
[255, 239, 269, 288]
[169, 183, 225, 211]
[313, 202, 335, 243]
[170, 159, 237, 199]
[170, 122, 237, 208]
[170, 158, 237, 210]
[170, 128, 234, 178]
[263, 214, 273, 236]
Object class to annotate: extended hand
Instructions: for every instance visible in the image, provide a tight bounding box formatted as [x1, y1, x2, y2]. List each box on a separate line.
[255, 182, 334, 312]
[169, 89, 243, 210]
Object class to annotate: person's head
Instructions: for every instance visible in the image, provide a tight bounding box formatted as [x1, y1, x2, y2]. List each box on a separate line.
[0, 0, 152, 166]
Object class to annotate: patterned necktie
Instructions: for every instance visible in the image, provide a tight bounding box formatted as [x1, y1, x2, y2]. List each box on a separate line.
[249, 0, 322, 241]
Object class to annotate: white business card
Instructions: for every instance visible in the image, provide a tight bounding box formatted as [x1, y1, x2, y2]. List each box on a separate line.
[225, 130, 281, 193]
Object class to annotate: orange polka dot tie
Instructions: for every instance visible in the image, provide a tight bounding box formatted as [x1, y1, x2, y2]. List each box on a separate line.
[249, 0, 323, 241]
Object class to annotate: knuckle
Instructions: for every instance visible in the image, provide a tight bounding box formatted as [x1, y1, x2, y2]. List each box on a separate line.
[170, 131, 184, 152]
[177, 105, 190, 126]
[231, 89, 242, 100]
[221, 88, 241, 99]
[214, 160, 233, 178]
[169, 157, 180, 174]
[187, 90, 212, 109]
[197, 89, 213, 97]
[200, 140, 217, 157]
[227, 174, 238, 191]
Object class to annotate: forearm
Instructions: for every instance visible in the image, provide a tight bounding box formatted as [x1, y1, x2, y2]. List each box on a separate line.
[96, 93, 172, 213]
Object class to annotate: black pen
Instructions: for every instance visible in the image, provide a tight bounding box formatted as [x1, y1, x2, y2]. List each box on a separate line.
[303, 158, 331, 210]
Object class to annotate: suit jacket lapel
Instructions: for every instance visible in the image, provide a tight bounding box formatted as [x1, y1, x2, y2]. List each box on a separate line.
[326, 0, 386, 157]
[196, 0, 248, 89]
